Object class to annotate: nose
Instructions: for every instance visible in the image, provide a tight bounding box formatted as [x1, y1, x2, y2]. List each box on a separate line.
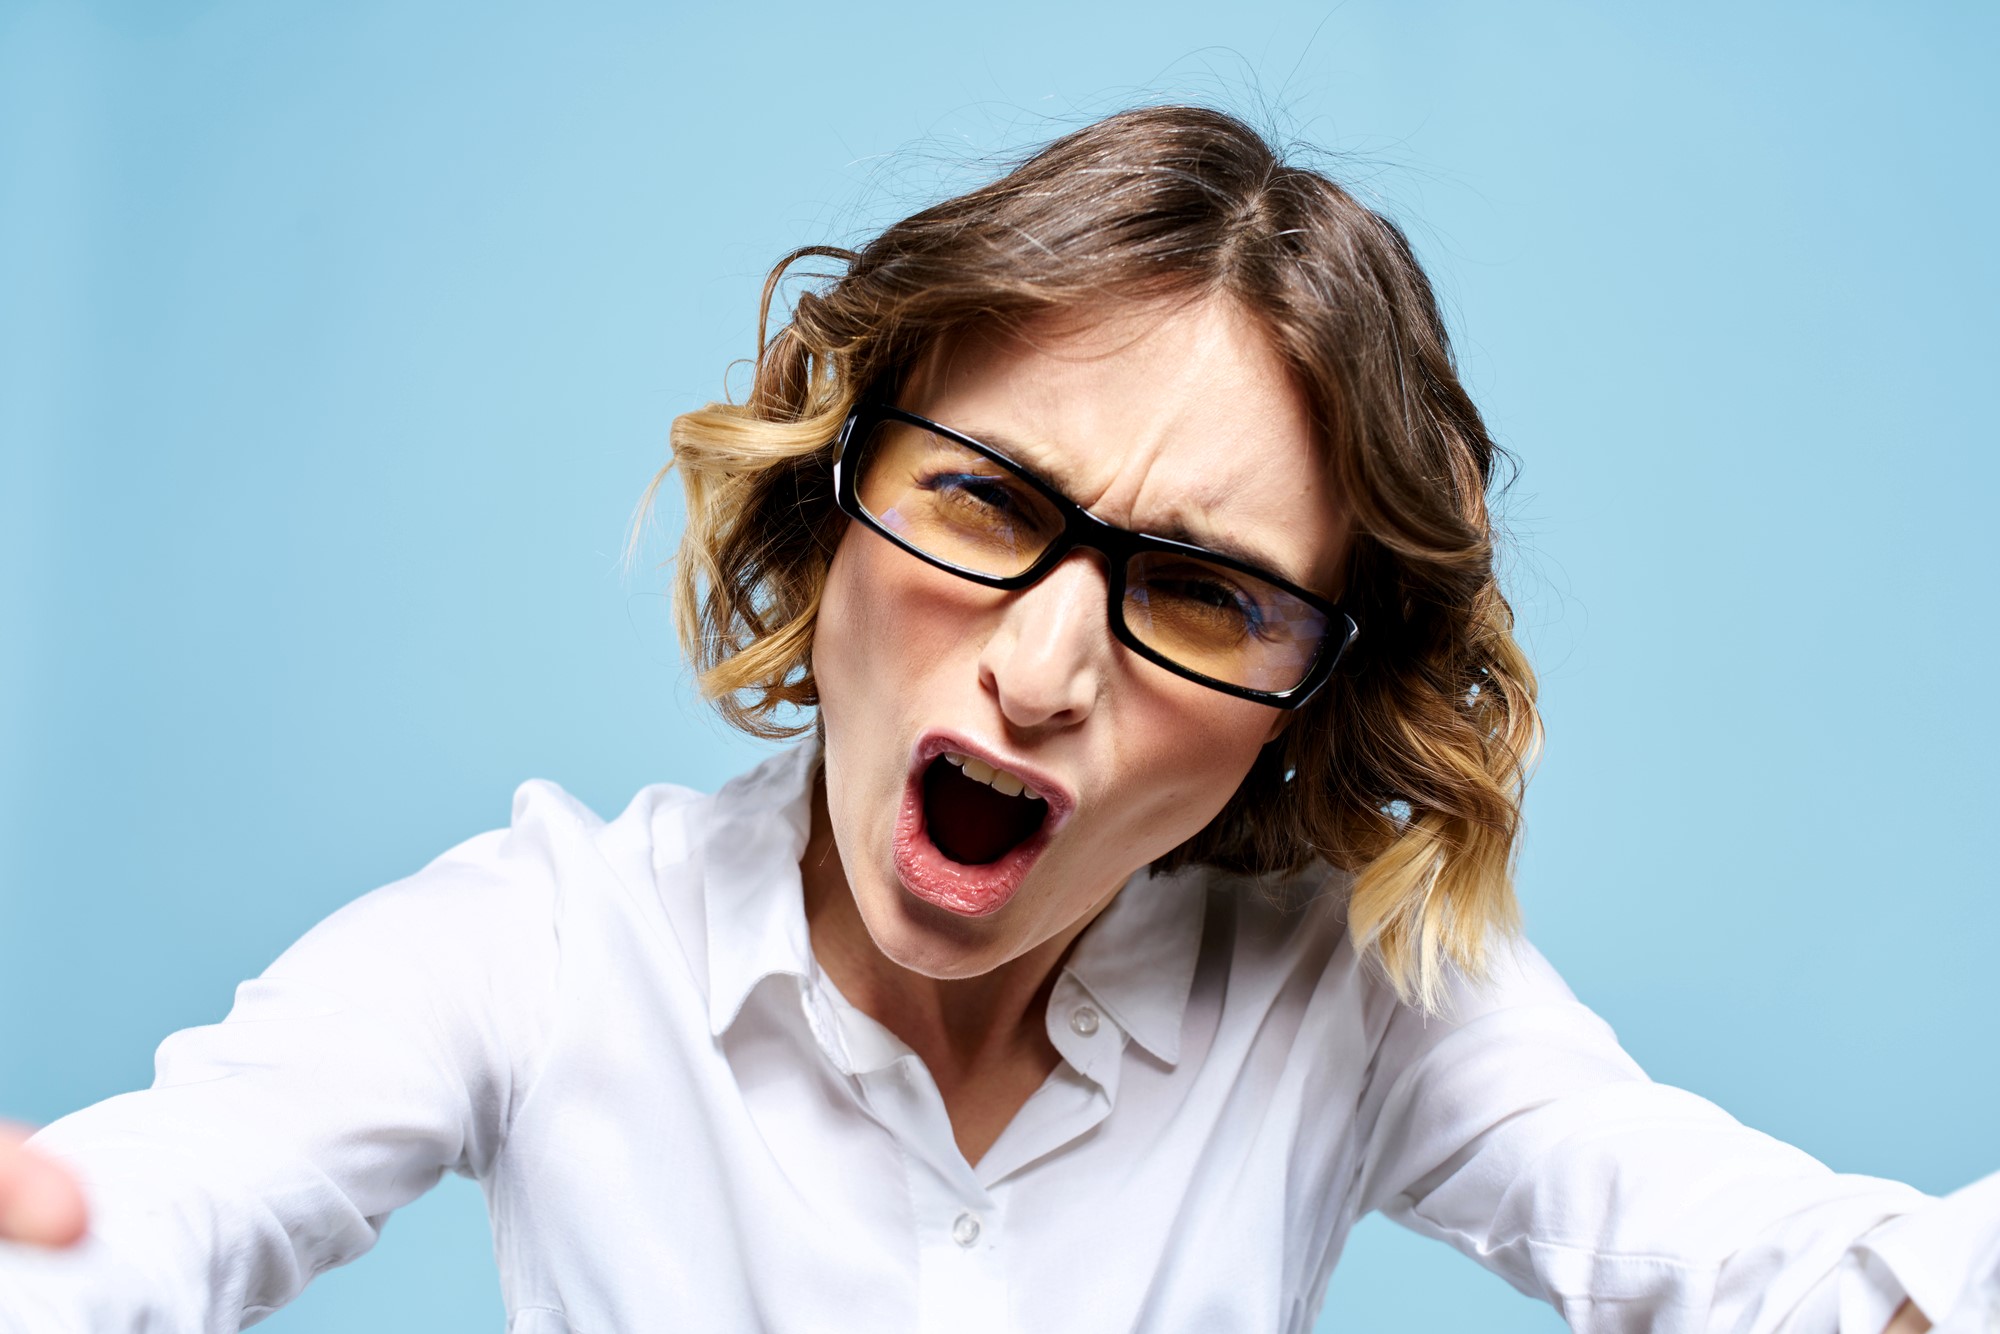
[976, 551, 1110, 732]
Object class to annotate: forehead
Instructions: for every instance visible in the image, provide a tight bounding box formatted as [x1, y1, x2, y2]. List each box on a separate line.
[897, 298, 1349, 593]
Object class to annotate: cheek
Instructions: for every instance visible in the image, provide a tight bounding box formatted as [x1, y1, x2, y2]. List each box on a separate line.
[815, 531, 989, 729]
[1101, 689, 1275, 861]
[814, 538, 875, 713]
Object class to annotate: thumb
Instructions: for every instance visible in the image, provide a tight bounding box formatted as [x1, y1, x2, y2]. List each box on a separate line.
[0, 1122, 88, 1247]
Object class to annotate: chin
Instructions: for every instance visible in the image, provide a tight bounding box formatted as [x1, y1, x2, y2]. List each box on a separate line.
[848, 864, 1028, 979]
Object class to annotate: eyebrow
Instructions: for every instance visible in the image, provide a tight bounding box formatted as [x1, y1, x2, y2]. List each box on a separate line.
[954, 423, 1318, 590]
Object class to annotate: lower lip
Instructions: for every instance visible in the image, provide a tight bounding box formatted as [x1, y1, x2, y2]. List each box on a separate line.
[891, 764, 1054, 918]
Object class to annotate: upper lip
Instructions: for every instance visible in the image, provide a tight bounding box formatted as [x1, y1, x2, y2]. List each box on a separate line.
[912, 730, 1077, 826]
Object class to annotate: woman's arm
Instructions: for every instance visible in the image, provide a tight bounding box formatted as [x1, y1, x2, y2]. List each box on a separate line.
[0, 787, 569, 1332]
[1353, 941, 1994, 1333]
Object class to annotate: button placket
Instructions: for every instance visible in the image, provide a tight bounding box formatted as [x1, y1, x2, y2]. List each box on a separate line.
[911, 1171, 1006, 1333]
[951, 1211, 982, 1247]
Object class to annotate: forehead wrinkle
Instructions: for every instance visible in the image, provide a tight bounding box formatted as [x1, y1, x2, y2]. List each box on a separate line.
[1128, 451, 1329, 591]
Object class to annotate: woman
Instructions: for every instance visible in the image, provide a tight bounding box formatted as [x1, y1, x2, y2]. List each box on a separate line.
[1, 106, 1992, 1332]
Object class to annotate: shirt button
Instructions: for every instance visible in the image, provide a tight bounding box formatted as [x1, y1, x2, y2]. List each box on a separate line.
[1070, 1005, 1100, 1037]
[952, 1211, 982, 1247]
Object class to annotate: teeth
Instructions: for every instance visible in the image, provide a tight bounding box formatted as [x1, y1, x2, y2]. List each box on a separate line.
[939, 751, 1039, 801]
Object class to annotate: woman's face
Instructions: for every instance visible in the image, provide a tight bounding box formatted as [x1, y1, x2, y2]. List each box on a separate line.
[812, 296, 1349, 979]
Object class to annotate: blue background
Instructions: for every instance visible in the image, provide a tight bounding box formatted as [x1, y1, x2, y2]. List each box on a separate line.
[3, 2, 1994, 1329]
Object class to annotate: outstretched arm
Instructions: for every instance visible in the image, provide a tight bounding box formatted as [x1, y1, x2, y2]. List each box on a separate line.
[0, 785, 571, 1333]
[1354, 941, 1993, 1333]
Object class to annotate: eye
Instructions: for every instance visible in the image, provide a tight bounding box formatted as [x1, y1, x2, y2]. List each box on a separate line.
[1142, 568, 1268, 633]
[919, 470, 1024, 514]
[912, 470, 1065, 550]
[1176, 576, 1258, 618]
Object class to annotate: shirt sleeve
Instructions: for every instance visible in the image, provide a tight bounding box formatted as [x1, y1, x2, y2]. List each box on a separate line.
[1352, 939, 1999, 1332]
[0, 782, 573, 1334]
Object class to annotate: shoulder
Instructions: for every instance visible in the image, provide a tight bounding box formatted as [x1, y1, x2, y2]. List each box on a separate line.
[1208, 864, 1618, 1087]
[259, 777, 715, 1001]
[497, 776, 711, 896]
[1215, 862, 1584, 1017]
[1353, 937, 1648, 1189]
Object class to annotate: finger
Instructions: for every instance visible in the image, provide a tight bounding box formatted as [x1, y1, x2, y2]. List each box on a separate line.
[0, 1124, 89, 1247]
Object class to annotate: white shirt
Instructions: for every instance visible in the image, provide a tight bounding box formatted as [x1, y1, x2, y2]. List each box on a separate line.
[2, 742, 1995, 1332]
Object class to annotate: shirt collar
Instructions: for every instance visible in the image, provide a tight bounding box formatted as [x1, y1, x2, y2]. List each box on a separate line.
[697, 739, 1210, 1067]
[1060, 862, 1208, 1066]
[699, 741, 820, 1038]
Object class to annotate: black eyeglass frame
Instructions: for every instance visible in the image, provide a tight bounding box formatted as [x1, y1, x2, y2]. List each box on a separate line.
[831, 402, 1359, 708]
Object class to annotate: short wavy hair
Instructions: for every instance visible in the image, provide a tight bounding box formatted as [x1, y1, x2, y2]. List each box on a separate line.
[646, 105, 1540, 1012]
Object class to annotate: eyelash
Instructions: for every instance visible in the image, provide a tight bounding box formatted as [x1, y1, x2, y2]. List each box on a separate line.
[920, 471, 1020, 508]
[1147, 568, 1268, 631]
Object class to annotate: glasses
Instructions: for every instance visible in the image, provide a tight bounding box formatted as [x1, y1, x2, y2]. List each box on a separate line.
[831, 403, 1358, 707]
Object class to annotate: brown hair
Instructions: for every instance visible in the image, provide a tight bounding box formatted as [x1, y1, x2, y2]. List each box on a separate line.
[647, 105, 1540, 1010]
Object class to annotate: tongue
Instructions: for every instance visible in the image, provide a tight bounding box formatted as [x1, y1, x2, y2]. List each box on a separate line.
[923, 759, 1047, 865]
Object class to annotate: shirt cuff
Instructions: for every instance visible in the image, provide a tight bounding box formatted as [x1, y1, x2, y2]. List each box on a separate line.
[1848, 1170, 2000, 1331]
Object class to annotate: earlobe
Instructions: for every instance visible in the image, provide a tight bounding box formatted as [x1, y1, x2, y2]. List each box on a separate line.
[1262, 709, 1292, 746]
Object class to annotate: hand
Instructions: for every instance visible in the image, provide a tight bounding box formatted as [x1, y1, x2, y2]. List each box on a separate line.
[0, 1122, 88, 1247]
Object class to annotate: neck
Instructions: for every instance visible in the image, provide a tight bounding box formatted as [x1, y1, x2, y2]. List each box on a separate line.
[799, 772, 1088, 1083]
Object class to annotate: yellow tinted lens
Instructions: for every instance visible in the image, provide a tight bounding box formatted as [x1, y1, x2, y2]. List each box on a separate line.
[1123, 551, 1327, 692]
[854, 419, 1062, 577]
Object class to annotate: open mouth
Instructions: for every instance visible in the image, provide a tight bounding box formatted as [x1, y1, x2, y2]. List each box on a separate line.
[923, 753, 1049, 864]
[892, 738, 1069, 917]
